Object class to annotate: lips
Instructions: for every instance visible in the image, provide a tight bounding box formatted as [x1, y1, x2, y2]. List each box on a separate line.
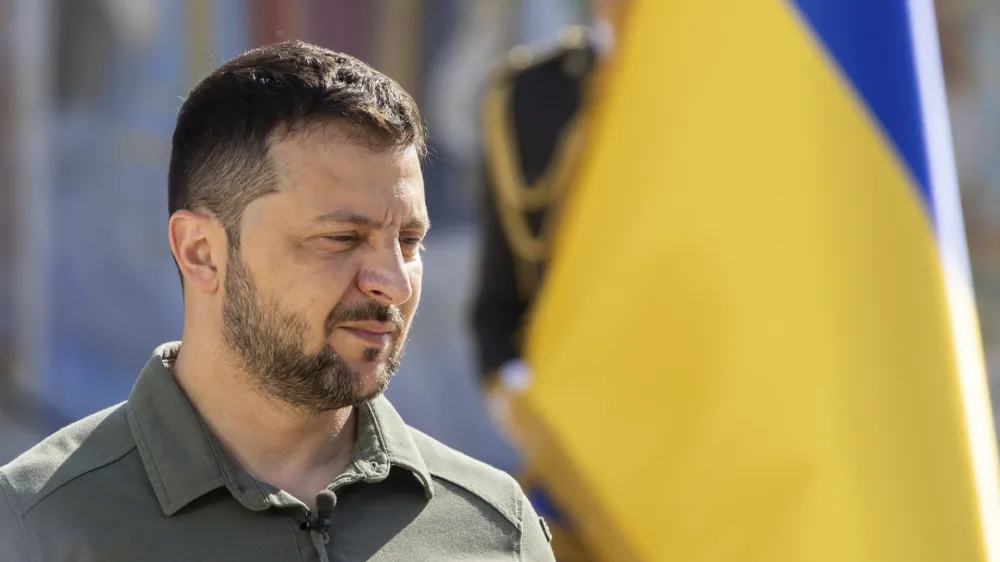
[337, 322, 394, 347]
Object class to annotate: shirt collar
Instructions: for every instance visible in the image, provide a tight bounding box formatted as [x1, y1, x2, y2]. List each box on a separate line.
[354, 393, 435, 499]
[127, 342, 434, 517]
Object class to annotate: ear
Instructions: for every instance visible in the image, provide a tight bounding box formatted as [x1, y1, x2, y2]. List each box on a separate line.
[169, 210, 224, 294]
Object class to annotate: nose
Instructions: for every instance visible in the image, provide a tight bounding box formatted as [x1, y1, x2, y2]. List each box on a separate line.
[357, 245, 413, 306]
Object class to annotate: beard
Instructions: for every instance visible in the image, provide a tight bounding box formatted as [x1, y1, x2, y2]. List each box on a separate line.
[220, 247, 407, 414]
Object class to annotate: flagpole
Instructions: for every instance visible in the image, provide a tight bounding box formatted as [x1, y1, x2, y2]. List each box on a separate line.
[908, 0, 1000, 558]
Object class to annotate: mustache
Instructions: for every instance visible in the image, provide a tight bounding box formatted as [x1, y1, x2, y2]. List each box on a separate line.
[326, 300, 404, 334]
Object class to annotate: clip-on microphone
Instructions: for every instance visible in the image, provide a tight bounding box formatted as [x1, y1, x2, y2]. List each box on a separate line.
[300, 490, 336, 533]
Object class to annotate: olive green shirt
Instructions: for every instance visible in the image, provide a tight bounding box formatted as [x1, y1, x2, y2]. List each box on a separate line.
[0, 343, 555, 561]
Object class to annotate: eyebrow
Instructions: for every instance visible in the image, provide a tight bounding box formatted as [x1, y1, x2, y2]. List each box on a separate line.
[312, 210, 431, 232]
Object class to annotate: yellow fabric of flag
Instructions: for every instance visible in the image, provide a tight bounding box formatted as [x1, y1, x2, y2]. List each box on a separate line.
[516, 1, 1000, 560]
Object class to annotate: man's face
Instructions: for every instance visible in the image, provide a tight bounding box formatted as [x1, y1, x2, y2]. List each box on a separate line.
[220, 126, 427, 414]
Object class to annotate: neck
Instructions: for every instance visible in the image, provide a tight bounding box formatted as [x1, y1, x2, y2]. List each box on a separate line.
[171, 332, 357, 502]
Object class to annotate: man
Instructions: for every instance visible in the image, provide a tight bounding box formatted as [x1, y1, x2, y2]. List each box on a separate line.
[471, 1, 628, 560]
[0, 41, 555, 561]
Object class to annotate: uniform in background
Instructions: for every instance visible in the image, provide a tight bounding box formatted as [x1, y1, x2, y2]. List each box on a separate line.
[471, 26, 602, 562]
[472, 25, 597, 385]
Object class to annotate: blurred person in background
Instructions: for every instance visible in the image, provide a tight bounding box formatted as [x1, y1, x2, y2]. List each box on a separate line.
[1, 41, 555, 562]
[470, 0, 630, 559]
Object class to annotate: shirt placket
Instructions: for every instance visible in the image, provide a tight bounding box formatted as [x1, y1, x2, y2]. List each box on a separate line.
[313, 456, 394, 562]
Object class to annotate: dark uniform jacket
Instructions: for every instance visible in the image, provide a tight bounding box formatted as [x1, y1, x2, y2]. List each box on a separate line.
[471, 27, 601, 386]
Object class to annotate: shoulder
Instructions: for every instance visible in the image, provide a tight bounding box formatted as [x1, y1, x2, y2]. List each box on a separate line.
[487, 26, 597, 112]
[0, 402, 135, 517]
[408, 427, 526, 532]
[494, 26, 597, 87]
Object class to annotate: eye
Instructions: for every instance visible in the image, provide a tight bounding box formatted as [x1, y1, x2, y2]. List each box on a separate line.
[318, 234, 361, 252]
[400, 237, 423, 248]
[325, 234, 359, 243]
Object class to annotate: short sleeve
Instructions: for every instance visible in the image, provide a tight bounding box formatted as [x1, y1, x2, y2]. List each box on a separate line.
[517, 486, 556, 561]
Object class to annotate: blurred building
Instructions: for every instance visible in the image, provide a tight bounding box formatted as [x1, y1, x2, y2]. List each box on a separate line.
[2, 0, 1000, 470]
[0, 0, 588, 465]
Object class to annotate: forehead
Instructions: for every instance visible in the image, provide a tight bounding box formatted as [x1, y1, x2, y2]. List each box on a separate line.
[266, 126, 426, 223]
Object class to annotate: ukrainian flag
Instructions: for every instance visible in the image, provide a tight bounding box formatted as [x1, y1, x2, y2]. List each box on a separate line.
[517, 1, 1000, 560]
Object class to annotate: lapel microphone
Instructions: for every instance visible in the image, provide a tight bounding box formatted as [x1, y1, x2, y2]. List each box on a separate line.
[300, 490, 336, 532]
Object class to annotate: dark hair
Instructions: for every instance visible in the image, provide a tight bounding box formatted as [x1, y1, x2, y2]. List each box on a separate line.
[167, 40, 425, 248]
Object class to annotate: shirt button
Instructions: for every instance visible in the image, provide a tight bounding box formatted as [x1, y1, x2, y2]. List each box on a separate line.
[369, 461, 379, 472]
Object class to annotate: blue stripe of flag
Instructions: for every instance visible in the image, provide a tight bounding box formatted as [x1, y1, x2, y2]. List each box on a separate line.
[791, 0, 934, 215]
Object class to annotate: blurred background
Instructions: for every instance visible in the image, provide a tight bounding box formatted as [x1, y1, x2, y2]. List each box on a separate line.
[0, 0, 998, 472]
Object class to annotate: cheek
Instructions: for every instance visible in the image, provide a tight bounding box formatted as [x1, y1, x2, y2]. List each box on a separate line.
[402, 263, 423, 319]
[258, 243, 317, 291]
[281, 254, 357, 319]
